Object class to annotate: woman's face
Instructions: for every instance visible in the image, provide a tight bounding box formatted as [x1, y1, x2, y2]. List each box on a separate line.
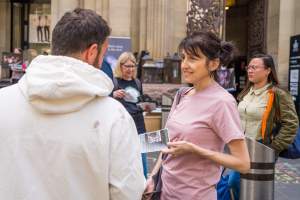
[180, 50, 213, 85]
[247, 58, 270, 85]
[121, 59, 136, 80]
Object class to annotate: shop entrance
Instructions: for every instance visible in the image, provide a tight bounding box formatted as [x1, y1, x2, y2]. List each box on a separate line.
[224, 0, 268, 94]
[10, 0, 51, 54]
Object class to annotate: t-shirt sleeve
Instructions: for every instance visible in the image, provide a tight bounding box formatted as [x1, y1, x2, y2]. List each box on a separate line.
[211, 99, 244, 144]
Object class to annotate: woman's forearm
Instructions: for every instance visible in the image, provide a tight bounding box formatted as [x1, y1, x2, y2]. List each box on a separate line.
[149, 152, 163, 177]
[191, 141, 250, 174]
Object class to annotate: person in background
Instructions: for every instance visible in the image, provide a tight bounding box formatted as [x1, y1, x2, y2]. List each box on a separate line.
[238, 54, 298, 155]
[0, 8, 145, 200]
[112, 51, 149, 178]
[145, 31, 250, 200]
[227, 54, 299, 200]
[10, 48, 24, 83]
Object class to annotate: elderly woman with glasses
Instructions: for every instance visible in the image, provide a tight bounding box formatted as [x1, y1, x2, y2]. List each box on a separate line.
[112, 51, 148, 177]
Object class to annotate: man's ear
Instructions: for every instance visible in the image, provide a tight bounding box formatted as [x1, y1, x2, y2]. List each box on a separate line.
[208, 58, 220, 72]
[81, 43, 99, 66]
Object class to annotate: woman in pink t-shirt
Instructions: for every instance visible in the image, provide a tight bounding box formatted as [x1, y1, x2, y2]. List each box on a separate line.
[145, 31, 250, 200]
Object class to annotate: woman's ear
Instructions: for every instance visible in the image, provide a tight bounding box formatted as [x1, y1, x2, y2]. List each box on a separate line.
[208, 58, 220, 72]
[267, 67, 271, 75]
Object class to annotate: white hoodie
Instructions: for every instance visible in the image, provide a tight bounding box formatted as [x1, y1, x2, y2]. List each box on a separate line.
[0, 55, 145, 200]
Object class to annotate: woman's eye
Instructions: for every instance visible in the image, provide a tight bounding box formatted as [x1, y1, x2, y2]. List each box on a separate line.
[189, 56, 198, 61]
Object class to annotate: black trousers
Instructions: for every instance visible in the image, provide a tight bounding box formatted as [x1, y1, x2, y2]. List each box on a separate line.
[131, 112, 146, 134]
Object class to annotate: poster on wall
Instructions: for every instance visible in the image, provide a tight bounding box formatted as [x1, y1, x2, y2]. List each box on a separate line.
[216, 66, 236, 92]
[29, 14, 51, 43]
[290, 69, 299, 82]
[288, 34, 300, 115]
[29, 3, 51, 44]
[105, 37, 131, 70]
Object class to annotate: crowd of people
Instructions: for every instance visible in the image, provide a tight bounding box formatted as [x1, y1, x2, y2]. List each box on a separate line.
[0, 8, 298, 200]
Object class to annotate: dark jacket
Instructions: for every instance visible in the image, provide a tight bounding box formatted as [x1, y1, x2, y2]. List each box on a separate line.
[264, 86, 299, 155]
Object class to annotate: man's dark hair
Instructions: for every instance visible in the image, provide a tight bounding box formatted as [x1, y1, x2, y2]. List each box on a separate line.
[51, 8, 111, 55]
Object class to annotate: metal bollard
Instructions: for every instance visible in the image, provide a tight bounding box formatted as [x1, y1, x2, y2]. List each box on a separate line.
[240, 137, 275, 200]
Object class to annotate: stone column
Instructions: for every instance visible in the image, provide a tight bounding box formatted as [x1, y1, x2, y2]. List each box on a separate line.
[296, 1, 300, 34]
[187, 0, 225, 38]
[82, 0, 95, 10]
[0, 0, 10, 53]
[96, 0, 109, 22]
[145, 0, 169, 58]
[51, 0, 79, 33]
[84, 0, 110, 22]
[79, 0, 110, 22]
[277, 0, 297, 88]
[266, 0, 280, 60]
[167, 0, 187, 55]
[247, 0, 268, 58]
[138, 0, 147, 52]
[108, 0, 131, 37]
[139, 0, 186, 59]
[130, 0, 141, 53]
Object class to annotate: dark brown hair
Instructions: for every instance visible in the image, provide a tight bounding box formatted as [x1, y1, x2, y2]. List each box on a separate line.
[178, 31, 236, 79]
[51, 8, 111, 56]
[237, 54, 279, 101]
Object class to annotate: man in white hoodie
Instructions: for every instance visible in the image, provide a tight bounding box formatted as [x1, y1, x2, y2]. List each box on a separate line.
[0, 8, 145, 200]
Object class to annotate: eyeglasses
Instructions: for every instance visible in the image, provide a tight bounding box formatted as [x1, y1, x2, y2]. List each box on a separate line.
[245, 65, 265, 71]
[122, 64, 136, 69]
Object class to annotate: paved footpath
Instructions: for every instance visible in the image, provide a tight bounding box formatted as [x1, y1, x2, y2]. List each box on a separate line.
[275, 158, 300, 200]
[147, 154, 300, 199]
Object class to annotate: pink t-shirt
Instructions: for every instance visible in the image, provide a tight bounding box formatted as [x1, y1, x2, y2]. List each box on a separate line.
[161, 83, 244, 200]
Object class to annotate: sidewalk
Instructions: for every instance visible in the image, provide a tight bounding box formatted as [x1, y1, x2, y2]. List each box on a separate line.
[146, 154, 300, 199]
[275, 158, 300, 200]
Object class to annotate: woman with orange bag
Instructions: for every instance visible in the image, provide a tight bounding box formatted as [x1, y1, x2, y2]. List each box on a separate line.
[238, 54, 298, 155]
[229, 54, 299, 199]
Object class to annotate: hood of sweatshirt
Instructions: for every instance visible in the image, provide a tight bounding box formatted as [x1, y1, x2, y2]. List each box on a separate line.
[18, 55, 113, 114]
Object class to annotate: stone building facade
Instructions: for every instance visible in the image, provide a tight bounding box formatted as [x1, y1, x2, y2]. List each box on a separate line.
[0, 0, 300, 88]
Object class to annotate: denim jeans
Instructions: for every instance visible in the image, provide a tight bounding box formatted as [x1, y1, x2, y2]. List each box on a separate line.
[228, 170, 240, 200]
[141, 153, 148, 178]
[131, 112, 148, 178]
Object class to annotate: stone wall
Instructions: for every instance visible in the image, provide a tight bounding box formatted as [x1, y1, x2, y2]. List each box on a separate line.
[277, 0, 300, 88]
[267, 0, 280, 62]
[143, 83, 183, 105]
[51, 0, 187, 59]
[0, 0, 10, 53]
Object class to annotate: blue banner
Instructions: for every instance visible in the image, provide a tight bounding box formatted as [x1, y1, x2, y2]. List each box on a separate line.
[105, 37, 131, 70]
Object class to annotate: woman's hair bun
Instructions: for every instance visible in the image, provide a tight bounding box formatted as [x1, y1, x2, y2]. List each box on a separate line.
[220, 41, 236, 66]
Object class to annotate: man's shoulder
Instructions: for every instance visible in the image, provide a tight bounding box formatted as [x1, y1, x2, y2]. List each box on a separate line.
[0, 84, 20, 100]
[92, 96, 130, 118]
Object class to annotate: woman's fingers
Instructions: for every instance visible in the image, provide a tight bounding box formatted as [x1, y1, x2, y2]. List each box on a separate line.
[144, 178, 155, 193]
[161, 148, 176, 154]
[167, 141, 185, 147]
[171, 137, 179, 142]
[113, 89, 126, 98]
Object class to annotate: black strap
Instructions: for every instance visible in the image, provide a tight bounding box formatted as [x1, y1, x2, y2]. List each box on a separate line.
[112, 77, 119, 90]
[134, 78, 142, 93]
[175, 87, 191, 106]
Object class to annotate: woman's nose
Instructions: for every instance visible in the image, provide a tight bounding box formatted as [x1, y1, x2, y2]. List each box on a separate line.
[181, 59, 188, 68]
